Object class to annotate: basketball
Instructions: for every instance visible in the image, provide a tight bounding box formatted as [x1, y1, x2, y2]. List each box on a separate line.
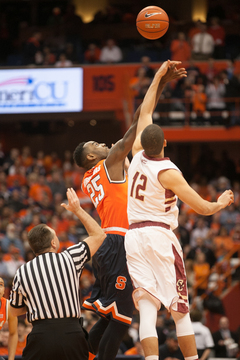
[136, 6, 169, 40]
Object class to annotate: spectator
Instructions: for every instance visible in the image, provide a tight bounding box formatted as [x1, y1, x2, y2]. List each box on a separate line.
[1, 223, 25, 258]
[190, 308, 214, 360]
[193, 251, 211, 296]
[47, 170, 66, 198]
[191, 22, 214, 60]
[99, 38, 123, 64]
[23, 31, 42, 65]
[140, 56, 155, 79]
[212, 316, 239, 358]
[192, 84, 207, 121]
[159, 331, 184, 360]
[208, 17, 226, 59]
[204, 58, 219, 82]
[205, 75, 226, 124]
[55, 53, 73, 67]
[187, 236, 216, 268]
[170, 32, 191, 62]
[190, 217, 210, 248]
[84, 43, 101, 64]
[15, 318, 27, 356]
[124, 338, 145, 359]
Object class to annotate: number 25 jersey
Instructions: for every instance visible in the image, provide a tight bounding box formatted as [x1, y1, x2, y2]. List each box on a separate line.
[81, 160, 129, 236]
[127, 150, 181, 230]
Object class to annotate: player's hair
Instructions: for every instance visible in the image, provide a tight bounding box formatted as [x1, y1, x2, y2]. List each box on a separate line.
[190, 308, 202, 322]
[73, 142, 87, 168]
[28, 224, 53, 255]
[141, 124, 164, 156]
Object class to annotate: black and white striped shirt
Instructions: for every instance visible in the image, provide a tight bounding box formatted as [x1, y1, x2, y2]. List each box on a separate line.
[10, 241, 90, 323]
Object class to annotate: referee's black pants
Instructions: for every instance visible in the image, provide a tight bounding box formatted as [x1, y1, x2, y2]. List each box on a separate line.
[22, 318, 88, 360]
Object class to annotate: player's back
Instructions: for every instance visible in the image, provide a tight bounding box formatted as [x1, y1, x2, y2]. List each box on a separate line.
[82, 160, 128, 236]
[127, 150, 180, 230]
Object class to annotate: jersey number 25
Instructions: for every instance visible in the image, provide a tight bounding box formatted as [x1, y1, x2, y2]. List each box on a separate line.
[87, 174, 105, 208]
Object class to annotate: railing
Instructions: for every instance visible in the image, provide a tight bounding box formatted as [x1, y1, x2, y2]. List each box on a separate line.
[132, 97, 240, 128]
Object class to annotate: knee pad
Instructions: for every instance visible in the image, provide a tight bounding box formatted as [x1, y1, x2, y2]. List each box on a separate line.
[170, 311, 194, 337]
[138, 293, 158, 341]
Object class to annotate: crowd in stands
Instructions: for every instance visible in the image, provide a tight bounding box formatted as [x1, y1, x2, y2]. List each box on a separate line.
[0, 1, 240, 66]
[130, 56, 240, 127]
[0, 141, 240, 356]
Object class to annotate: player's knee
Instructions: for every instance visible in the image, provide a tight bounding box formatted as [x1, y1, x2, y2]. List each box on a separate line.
[170, 310, 194, 337]
[138, 294, 158, 341]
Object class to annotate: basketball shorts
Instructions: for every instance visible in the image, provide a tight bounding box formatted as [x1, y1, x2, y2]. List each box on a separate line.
[125, 225, 189, 313]
[82, 233, 134, 325]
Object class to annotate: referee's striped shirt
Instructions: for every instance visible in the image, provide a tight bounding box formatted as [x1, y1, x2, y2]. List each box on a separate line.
[10, 241, 90, 323]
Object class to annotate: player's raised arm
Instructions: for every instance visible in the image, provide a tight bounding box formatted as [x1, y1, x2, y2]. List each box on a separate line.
[132, 61, 187, 156]
[159, 169, 234, 215]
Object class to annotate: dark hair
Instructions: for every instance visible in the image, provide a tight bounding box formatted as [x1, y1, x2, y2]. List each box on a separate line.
[190, 308, 203, 322]
[141, 124, 164, 156]
[27, 224, 53, 255]
[73, 142, 87, 168]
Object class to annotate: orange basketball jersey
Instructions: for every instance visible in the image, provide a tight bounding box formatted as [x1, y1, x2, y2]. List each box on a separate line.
[0, 297, 8, 330]
[82, 160, 128, 235]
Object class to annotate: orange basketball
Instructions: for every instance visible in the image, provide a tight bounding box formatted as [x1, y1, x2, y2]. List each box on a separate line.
[136, 6, 169, 40]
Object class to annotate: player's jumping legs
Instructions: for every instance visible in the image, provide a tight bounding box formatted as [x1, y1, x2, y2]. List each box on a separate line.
[88, 317, 129, 360]
[171, 310, 198, 360]
[138, 293, 159, 360]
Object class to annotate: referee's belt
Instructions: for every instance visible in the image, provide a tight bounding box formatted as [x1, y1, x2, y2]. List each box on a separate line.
[129, 221, 170, 230]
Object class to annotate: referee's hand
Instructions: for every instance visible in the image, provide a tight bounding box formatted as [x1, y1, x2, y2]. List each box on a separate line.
[61, 188, 82, 214]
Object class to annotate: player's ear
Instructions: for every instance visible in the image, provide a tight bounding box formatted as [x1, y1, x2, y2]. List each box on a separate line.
[164, 139, 167, 147]
[86, 153, 96, 161]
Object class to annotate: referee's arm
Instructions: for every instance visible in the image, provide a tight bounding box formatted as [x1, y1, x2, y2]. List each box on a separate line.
[61, 188, 106, 256]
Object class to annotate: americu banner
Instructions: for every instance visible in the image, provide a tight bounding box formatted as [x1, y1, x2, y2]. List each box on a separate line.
[0, 68, 83, 114]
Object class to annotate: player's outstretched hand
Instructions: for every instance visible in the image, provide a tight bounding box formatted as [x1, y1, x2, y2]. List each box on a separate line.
[162, 61, 187, 83]
[61, 188, 81, 214]
[217, 189, 234, 208]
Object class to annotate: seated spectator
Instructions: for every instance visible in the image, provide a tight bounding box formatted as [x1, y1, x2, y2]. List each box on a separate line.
[212, 316, 239, 358]
[192, 84, 207, 121]
[42, 46, 56, 65]
[204, 58, 219, 82]
[140, 56, 155, 79]
[124, 338, 144, 359]
[208, 16, 225, 59]
[23, 31, 42, 65]
[99, 38, 123, 64]
[3, 245, 25, 278]
[28, 174, 52, 203]
[159, 331, 184, 360]
[84, 43, 101, 64]
[213, 226, 234, 260]
[55, 53, 73, 67]
[191, 22, 214, 60]
[188, 19, 202, 41]
[16, 318, 27, 356]
[187, 236, 216, 268]
[129, 67, 152, 99]
[170, 32, 191, 62]
[190, 217, 210, 248]
[47, 169, 66, 198]
[1, 223, 25, 257]
[205, 75, 226, 124]
[219, 203, 238, 234]
[193, 251, 211, 296]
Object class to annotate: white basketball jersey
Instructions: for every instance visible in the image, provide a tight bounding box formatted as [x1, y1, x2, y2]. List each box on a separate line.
[127, 150, 181, 230]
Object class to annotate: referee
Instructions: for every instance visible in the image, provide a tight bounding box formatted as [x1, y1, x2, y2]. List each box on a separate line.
[10, 188, 106, 360]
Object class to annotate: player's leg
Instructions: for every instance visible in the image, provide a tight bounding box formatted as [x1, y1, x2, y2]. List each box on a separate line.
[97, 319, 129, 360]
[171, 310, 198, 360]
[87, 317, 109, 355]
[138, 293, 159, 360]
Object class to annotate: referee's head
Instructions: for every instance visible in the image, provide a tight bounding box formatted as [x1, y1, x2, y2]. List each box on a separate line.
[28, 224, 59, 255]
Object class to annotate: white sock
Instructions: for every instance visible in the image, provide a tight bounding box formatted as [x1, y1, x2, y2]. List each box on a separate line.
[145, 356, 159, 360]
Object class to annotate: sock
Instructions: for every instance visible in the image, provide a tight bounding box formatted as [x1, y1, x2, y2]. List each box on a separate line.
[145, 356, 159, 360]
[88, 352, 95, 360]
